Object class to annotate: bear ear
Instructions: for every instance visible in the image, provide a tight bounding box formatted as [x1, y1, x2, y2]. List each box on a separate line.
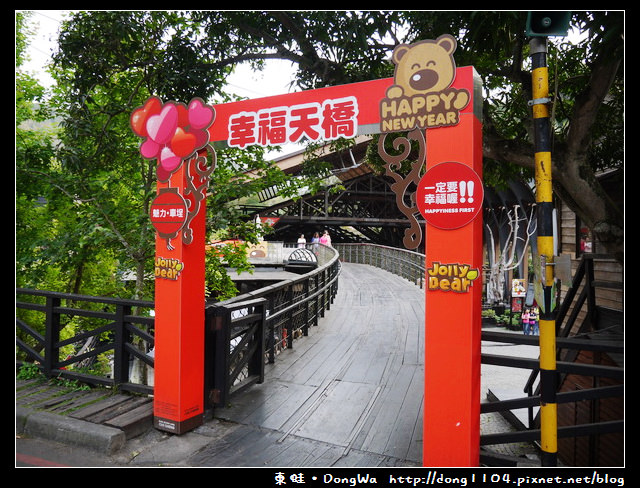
[436, 34, 457, 55]
[392, 44, 411, 63]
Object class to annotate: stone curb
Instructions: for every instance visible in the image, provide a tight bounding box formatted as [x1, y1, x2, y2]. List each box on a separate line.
[16, 406, 126, 454]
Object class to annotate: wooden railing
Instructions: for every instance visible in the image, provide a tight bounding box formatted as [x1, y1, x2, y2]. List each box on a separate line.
[16, 290, 155, 395]
[16, 243, 340, 408]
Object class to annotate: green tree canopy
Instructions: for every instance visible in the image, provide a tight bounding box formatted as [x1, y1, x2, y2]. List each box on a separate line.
[17, 11, 623, 300]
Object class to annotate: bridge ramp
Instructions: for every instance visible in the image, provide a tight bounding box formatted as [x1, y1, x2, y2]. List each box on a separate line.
[209, 262, 425, 466]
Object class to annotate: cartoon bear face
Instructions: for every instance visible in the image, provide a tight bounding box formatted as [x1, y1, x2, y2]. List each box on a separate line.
[388, 34, 459, 98]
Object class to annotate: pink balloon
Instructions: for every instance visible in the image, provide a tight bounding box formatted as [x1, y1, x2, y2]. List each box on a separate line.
[147, 103, 178, 145]
[160, 146, 182, 172]
[187, 99, 214, 130]
[140, 138, 160, 159]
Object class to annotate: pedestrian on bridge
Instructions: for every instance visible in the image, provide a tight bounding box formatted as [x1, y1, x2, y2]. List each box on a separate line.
[311, 232, 320, 253]
[320, 230, 332, 247]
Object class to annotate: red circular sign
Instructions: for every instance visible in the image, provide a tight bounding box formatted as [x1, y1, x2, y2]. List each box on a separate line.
[416, 161, 483, 230]
[150, 188, 188, 237]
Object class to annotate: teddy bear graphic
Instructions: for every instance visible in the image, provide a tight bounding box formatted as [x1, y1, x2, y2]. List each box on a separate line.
[386, 34, 469, 111]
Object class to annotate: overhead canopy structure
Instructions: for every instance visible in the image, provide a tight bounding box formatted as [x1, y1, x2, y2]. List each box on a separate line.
[239, 136, 424, 248]
[237, 138, 536, 254]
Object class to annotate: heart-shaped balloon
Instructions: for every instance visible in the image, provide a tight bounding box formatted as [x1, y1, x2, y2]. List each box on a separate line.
[147, 103, 178, 145]
[139, 138, 160, 159]
[170, 127, 197, 158]
[187, 98, 214, 130]
[188, 128, 210, 151]
[160, 146, 182, 172]
[130, 97, 162, 137]
[156, 165, 172, 182]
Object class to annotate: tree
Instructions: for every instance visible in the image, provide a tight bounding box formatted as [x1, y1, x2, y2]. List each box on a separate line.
[17, 11, 105, 295]
[485, 204, 537, 305]
[31, 11, 327, 299]
[22, 11, 622, 301]
[447, 11, 624, 262]
[190, 11, 625, 261]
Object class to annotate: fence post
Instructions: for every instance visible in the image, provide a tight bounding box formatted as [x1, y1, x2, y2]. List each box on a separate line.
[248, 301, 266, 385]
[303, 278, 310, 337]
[43, 295, 61, 377]
[286, 285, 294, 348]
[204, 305, 231, 408]
[112, 303, 131, 386]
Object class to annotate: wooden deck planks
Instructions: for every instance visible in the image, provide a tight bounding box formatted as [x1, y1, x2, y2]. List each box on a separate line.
[215, 262, 425, 465]
[17, 263, 425, 466]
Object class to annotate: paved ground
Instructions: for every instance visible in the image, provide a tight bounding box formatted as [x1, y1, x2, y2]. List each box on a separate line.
[16, 262, 542, 467]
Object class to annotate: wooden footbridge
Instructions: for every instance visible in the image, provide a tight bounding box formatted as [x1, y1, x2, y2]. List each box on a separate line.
[16, 244, 623, 467]
[17, 258, 426, 466]
[207, 260, 425, 466]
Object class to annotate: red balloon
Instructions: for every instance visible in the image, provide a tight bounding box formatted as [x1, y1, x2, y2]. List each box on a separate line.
[130, 97, 162, 137]
[170, 127, 197, 158]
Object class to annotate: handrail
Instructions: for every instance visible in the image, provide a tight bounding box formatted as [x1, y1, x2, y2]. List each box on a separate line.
[16, 244, 622, 465]
[335, 243, 623, 466]
[479, 253, 623, 465]
[16, 289, 155, 395]
[15, 243, 340, 398]
[334, 243, 425, 288]
[522, 254, 623, 416]
[204, 243, 341, 405]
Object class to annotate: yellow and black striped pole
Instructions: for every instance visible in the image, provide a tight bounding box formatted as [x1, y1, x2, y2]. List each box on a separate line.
[530, 36, 557, 467]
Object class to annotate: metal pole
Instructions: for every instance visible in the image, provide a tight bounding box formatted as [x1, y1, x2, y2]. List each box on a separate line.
[530, 36, 557, 467]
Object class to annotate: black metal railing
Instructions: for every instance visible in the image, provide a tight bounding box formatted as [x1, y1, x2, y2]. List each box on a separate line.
[204, 243, 340, 407]
[336, 243, 623, 466]
[480, 254, 623, 465]
[16, 244, 340, 406]
[480, 330, 623, 461]
[16, 290, 155, 395]
[17, 243, 622, 465]
[205, 297, 267, 408]
[334, 243, 425, 287]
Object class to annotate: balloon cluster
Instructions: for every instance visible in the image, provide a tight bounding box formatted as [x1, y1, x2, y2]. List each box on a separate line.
[131, 97, 215, 181]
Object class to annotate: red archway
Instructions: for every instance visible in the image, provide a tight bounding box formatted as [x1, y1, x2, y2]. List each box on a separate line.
[131, 36, 483, 466]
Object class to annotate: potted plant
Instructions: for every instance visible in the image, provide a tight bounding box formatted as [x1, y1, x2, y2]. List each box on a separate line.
[481, 308, 497, 325]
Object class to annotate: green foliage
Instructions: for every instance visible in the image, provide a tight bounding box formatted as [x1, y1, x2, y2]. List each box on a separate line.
[17, 363, 92, 391]
[205, 242, 250, 301]
[17, 362, 43, 381]
[481, 309, 497, 319]
[496, 312, 521, 327]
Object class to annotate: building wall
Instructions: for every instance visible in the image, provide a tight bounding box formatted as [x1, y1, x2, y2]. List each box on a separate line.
[556, 201, 624, 466]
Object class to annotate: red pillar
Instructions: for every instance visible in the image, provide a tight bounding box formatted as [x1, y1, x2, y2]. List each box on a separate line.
[421, 67, 483, 466]
[152, 158, 207, 434]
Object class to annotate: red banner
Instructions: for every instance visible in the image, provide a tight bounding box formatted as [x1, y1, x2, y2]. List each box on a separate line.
[210, 66, 476, 150]
[210, 77, 392, 147]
